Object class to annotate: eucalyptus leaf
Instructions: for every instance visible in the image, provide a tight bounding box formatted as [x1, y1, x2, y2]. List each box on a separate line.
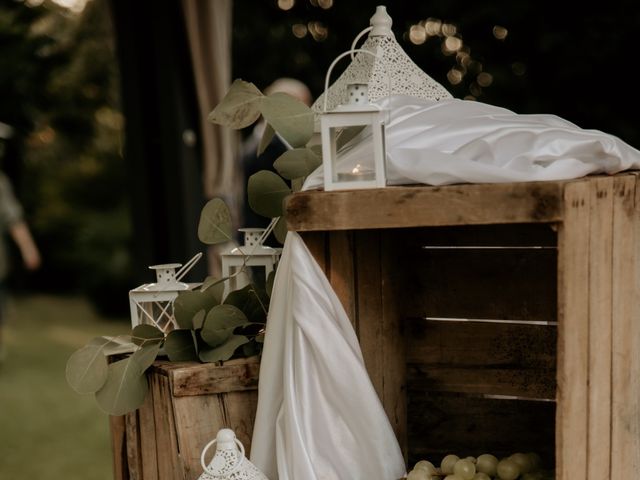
[131, 324, 164, 346]
[309, 143, 323, 159]
[273, 217, 287, 245]
[199, 335, 250, 363]
[242, 340, 261, 357]
[266, 270, 276, 298]
[291, 177, 305, 192]
[198, 198, 232, 245]
[94, 342, 161, 416]
[201, 304, 249, 347]
[258, 123, 275, 155]
[224, 284, 269, 324]
[192, 309, 206, 330]
[165, 330, 198, 362]
[259, 92, 313, 148]
[207, 79, 263, 129]
[255, 332, 265, 343]
[200, 276, 227, 301]
[273, 148, 321, 180]
[174, 288, 221, 329]
[248, 170, 291, 218]
[66, 344, 109, 394]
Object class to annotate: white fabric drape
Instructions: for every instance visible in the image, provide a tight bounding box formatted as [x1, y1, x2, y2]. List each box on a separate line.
[303, 96, 640, 189]
[250, 232, 406, 480]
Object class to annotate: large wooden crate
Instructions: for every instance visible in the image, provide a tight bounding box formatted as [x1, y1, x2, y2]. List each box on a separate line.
[110, 357, 260, 480]
[285, 173, 640, 479]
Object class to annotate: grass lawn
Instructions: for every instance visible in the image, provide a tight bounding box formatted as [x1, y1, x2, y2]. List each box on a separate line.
[0, 294, 130, 480]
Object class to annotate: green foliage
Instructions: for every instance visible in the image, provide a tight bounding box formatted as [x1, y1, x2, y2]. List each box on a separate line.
[199, 334, 251, 363]
[173, 287, 221, 329]
[131, 324, 164, 346]
[259, 92, 314, 148]
[201, 304, 250, 347]
[274, 147, 321, 180]
[248, 170, 291, 218]
[207, 79, 264, 129]
[65, 343, 109, 394]
[164, 330, 198, 362]
[198, 198, 233, 245]
[258, 123, 276, 155]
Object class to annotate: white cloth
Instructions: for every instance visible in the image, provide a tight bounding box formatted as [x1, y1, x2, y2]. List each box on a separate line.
[304, 96, 640, 189]
[250, 232, 406, 480]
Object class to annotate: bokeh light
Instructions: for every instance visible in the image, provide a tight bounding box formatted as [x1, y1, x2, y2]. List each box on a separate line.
[292, 23, 308, 38]
[409, 24, 427, 45]
[477, 72, 493, 87]
[493, 25, 508, 40]
[278, 0, 295, 11]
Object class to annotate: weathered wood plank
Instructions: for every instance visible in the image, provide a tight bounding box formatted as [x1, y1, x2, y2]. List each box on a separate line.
[299, 231, 327, 272]
[167, 358, 260, 397]
[556, 179, 590, 480]
[109, 415, 129, 480]
[587, 177, 614, 480]
[327, 231, 356, 327]
[150, 374, 185, 479]
[354, 230, 382, 393]
[611, 174, 640, 478]
[286, 181, 565, 231]
[137, 383, 158, 480]
[125, 411, 142, 480]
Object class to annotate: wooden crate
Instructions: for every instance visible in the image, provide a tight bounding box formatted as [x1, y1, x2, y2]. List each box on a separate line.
[285, 173, 640, 479]
[110, 357, 260, 480]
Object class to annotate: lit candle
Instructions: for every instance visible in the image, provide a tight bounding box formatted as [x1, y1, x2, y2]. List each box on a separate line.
[337, 163, 375, 181]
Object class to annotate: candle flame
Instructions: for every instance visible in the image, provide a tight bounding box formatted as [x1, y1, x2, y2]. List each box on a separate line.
[352, 164, 361, 174]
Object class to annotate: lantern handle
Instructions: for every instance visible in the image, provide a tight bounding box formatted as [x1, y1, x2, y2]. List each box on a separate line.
[175, 252, 203, 282]
[350, 26, 373, 60]
[200, 436, 246, 478]
[323, 48, 391, 113]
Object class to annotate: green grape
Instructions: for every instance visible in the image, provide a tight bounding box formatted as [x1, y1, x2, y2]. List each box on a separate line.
[464, 456, 477, 464]
[510, 452, 533, 474]
[413, 460, 437, 475]
[476, 454, 498, 476]
[441, 454, 460, 474]
[496, 458, 521, 480]
[407, 469, 431, 480]
[526, 452, 542, 471]
[453, 459, 476, 480]
[443, 475, 464, 480]
[472, 474, 491, 480]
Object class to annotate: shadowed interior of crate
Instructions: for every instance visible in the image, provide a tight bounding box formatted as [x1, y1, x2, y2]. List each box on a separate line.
[399, 224, 558, 465]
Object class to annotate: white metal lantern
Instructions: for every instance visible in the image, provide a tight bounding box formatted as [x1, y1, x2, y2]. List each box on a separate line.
[312, 5, 451, 114]
[129, 253, 202, 332]
[198, 429, 268, 480]
[320, 49, 388, 191]
[221, 227, 281, 297]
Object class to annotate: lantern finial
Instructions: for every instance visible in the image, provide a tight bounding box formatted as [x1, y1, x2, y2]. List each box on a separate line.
[370, 5, 392, 36]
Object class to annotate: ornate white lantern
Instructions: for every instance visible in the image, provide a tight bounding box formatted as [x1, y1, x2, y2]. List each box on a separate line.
[199, 429, 268, 480]
[312, 5, 451, 114]
[129, 253, 202, 332]
[221, 228, 281, 297]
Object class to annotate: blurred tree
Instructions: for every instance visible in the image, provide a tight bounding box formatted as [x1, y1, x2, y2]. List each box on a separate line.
[0, 0, 132, 315]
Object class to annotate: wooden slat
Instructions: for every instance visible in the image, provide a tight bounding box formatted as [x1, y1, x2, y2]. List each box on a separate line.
[381, 231, 407, 457]
[299, 231, 327, 272]
[408, 393, 555, 465]
[150, 373, 185, 479]
[167, 358, 260, 397]
[611, 174, 640, 478]
[327, 231, 356, 327]
[556, 179, 590, 480]
[125, 411, 142, 480]
[587, 177, 614, 479]
[137, 382, 158, 480]
[221, 390, 259, 457]
[109, 415, 130, 480]
[355, 230, 383, 393]
[285, 181, 565, 231]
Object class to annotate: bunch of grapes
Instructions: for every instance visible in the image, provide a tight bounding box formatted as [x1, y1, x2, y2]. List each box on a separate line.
[405, 452, 554, 480]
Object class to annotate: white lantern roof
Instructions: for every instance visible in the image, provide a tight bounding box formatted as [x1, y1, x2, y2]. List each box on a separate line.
[312, 5, 452, 113]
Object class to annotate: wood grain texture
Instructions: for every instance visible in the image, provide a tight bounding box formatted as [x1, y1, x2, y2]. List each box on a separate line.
[167, 358, 260, 397]
[285, 181, 565, 231]
[109, 415, 129, 480]
[125, 411, 142, 480]
[299, 231, 327, 272]
[327, 231, 356, 326]
[137, 384, 158, 480]
[611, 174, 640, 478]
[586, 177, 614, 480]
[556, 179, 590, 480]
[150, 374, 185, 480]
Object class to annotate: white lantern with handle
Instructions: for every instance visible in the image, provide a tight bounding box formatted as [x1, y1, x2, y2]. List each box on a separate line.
[198, 429, 268, 480]
[221, 227, 281, 298]
[320, 49, 389, 191]
[128, 253, 202, 333]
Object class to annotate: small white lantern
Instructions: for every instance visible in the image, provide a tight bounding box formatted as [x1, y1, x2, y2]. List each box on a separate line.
[129, 253, 202, 332]
[320, 49, 388, 191]
[198, 429, 268, 480]
[221, 228, 281, 297]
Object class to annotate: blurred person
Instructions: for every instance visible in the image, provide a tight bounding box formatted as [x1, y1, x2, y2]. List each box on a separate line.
[0, 170, 41, 362]
[240, 78, 312, 230]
